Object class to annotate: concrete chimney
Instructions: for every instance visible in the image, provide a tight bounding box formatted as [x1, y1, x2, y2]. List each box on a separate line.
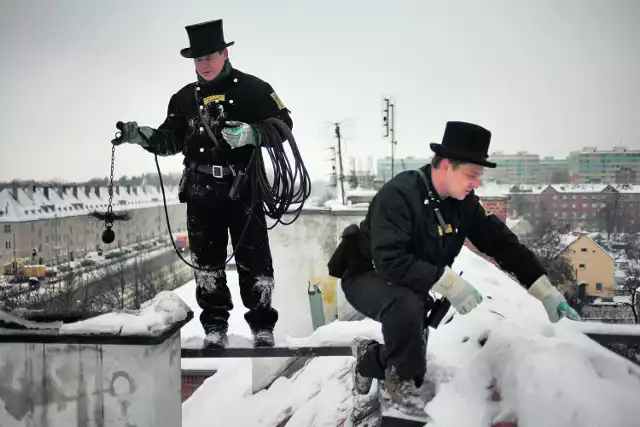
[43, 187, 49, 200]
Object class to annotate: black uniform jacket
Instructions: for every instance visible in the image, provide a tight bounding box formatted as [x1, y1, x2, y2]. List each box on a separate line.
[355, 165, 546, 296]
[143, 66, 292, 170]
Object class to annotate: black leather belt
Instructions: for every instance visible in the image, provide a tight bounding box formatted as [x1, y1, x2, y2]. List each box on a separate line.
[189, 161, 233, 178]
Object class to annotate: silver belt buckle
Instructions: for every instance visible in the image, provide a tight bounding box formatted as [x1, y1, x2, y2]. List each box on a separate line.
[212, 165, 224, 178]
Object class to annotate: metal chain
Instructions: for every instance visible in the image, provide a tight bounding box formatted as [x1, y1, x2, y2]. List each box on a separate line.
[106, 144, 116, 228]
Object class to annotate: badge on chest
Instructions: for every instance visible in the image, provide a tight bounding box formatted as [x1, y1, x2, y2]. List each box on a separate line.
[437, 223, 457, 236]
[203, 94, 226, 105]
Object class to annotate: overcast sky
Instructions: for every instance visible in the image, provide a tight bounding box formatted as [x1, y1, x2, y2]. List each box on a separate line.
[1, 0, 639, 182]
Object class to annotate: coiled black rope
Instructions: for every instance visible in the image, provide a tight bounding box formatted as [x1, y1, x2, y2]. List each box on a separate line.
[155, 117, 311, 273]
[251, 117, 312, 227]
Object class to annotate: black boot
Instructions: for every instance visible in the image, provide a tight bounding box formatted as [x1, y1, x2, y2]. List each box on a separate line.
[379, 366, 430, 422]
[252, 329, 275, 347]
[204, 325, 228, 349]
[351, 336, 378, 395]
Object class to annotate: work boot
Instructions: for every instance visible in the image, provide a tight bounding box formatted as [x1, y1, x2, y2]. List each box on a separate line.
[379, 366, 430, 422]
[253, 329, 275, 347]
[351, 336, 377, 395]
[204, 325, 228, 349]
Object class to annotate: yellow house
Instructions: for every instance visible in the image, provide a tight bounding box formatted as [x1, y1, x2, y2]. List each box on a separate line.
[558, 232, 615, 299]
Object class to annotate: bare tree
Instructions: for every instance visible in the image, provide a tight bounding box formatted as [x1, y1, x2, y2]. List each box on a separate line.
[528, 219, 575, 285]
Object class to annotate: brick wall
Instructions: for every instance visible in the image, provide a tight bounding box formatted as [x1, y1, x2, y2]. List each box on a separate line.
[182, 370, 216, 401]
[464, 196, 508, 267]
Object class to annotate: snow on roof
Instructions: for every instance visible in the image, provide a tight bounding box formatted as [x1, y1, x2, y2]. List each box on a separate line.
[550, 184, 610, 193]
[476, 182, 509, 198]
[505, 184, 549, 195]
[506, 217, 522, 229]
[613, 184, 640, 193]
[0, 184, 180, 223]
[180, 246, 640, 427]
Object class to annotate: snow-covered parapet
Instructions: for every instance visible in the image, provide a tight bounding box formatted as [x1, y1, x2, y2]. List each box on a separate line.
[60, 291, 192, 336]
[0, 291, 194, 427]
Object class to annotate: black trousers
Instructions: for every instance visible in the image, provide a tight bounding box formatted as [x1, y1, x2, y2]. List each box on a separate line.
[185, 170, 278, 334]
[342, 270, 429, 381]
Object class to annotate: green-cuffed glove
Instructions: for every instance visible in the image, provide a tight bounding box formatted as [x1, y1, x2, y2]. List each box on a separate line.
[111, 121, 154, 148]
[528, 275, 581, 322]
[221, 121, 257, 149]
[431, 266, 484, 315]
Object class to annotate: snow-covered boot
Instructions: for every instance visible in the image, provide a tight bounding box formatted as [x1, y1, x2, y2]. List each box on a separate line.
[204, 326, 228, 349]
[379, 366, 430, 423]
[253, 329, 275, 347]
[351, 336, 377, 395]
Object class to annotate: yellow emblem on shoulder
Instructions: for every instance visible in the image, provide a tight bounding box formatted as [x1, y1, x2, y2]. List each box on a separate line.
[270, 92, 285, 110]
[203, 94, 225, 105]
[479, 200, 493, 216]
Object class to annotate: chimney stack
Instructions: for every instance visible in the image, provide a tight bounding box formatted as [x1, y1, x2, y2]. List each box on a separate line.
[44, 187, 50, 200]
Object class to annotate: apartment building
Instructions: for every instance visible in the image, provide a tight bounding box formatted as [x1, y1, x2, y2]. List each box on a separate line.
[483, 151, 541, 184]
[568, 146, 640, 184]
[377, 156, 430, 181]
[506, 183, 640, 233]
[0, 184, 186, 266]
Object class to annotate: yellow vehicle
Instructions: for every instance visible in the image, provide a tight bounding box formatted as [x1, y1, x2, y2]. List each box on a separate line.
[2, 258, 30, 275]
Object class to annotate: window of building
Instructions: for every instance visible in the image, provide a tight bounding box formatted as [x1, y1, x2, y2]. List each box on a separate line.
[596, 283, 603, 292]
[581, 248, 587, 253]
[579, 264, 586, 269]
[3, 225, 10, 233]
[5, 241, 10, 249]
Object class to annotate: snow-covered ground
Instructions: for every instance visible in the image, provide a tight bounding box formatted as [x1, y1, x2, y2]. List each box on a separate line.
[180, 246, 640, 427]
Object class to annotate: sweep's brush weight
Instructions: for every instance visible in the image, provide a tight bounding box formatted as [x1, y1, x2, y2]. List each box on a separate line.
[102, 227, 115, 244]
[87, 132, 132, 245]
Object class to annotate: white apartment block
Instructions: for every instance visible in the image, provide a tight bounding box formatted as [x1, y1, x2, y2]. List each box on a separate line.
[0, 184, 186, 266]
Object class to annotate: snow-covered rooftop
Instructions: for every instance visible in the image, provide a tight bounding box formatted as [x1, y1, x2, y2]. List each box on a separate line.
[179, 247, 640, 427]
[0, 184, 180, 223]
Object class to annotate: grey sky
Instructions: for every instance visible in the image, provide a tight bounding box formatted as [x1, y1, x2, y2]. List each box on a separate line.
[1, 0, 639, 182]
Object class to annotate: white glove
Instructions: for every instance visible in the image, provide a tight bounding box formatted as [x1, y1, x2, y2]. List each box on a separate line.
[528, 275, 581, 323]
[431, 267, 483, 315]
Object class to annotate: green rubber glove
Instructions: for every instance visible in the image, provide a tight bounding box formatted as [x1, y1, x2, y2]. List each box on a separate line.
[529, 275, 581, 322]
[221, 121, 257, 149]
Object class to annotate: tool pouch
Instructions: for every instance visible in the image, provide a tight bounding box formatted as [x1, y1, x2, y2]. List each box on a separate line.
[425, 297, 452, 329]
[327, 224, 361, 279]
[178, 167, 190, 203]
[229, 171, 249, 200]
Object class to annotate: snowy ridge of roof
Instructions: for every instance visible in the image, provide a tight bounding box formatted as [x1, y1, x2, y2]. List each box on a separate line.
[476, 182, 510, 198]
[180, 246, 640, 427]
[550, 184, 610, 193]
[506, 217, 522, 229]
[0, 184, 180, 223]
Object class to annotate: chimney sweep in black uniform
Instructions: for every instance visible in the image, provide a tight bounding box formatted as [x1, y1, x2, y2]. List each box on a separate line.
[111, 19, 303, 349]
[329, 121, 580, 422]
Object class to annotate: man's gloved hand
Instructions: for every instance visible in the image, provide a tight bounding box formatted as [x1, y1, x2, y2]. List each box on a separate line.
[431, 266, 483, 315]
[111, 121, 153, 147]
[221, 121, 257, 149]
[528, 275, 581, 323]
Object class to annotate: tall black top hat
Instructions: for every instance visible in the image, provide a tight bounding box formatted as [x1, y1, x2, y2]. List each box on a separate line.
[180, 19, 235, 59]
[429, 121, 496, 168]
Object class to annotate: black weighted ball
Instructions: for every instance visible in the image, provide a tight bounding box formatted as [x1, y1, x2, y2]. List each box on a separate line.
[102, 228, 115, 244]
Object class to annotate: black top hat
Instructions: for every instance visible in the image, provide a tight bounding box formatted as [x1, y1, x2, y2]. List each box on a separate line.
[429, 121, 496, 168]
[180, 19, 235, 59]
